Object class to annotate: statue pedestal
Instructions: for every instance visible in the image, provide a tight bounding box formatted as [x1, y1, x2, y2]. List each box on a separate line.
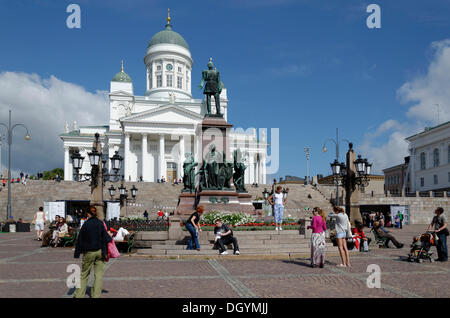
[237, 192, 255, 213]
[199, 115, 233, 161]
[197, 190, 243, 213]
[175, 192, 196, 215]
[175, 115, 256, 215]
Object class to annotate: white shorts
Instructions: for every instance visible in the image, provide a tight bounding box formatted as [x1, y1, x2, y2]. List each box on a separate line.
[35, 222, 44, 231]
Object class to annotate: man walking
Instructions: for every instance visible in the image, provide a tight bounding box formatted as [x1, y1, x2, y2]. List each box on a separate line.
[73, 206, 112, 298]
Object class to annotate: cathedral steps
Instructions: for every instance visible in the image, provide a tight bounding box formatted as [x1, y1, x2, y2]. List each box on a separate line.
[0, 181, 333, 221]
[134, 229, 338, 258]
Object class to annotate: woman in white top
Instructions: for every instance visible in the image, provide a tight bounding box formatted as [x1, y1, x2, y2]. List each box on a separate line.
[268, 186, 287, 231]
[329, 206, 351, 267]
[33, 207, 46, 241]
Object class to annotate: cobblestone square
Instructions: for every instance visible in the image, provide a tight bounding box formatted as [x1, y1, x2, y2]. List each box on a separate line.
[1, 224, 449, 298]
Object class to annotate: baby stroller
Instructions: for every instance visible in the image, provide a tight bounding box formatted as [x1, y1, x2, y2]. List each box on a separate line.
[408, 232, 436, 263]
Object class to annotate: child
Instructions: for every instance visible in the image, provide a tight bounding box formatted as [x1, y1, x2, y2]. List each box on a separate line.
[395, 215, 400, 229]
[410, 236, 422, 256]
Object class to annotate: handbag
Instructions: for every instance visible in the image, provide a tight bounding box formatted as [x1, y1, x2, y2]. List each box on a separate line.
[104, 222, 120, 260]
[439, 228, 449, 236]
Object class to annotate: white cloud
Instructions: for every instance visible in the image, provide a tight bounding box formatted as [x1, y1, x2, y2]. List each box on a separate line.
[361, 39, 450, 173]
[397, 39, 450, 124]
[0, 72, 108, 177]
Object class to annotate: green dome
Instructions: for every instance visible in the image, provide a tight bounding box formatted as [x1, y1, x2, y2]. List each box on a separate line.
[148, 24, 189, 50]
[112, 70, 132, 83]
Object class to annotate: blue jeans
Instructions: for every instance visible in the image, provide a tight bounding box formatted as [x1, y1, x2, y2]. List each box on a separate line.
[274, 204, 284, 223]
[186, 223, 200, 250]
[437, 232, 448, 261]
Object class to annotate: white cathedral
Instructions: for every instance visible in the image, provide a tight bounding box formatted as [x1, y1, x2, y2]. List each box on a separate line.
[60, 13, 267, 184]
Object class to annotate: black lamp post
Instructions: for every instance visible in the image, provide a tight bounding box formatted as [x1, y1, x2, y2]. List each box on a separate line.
[0, 110, 31, 220]
[108, 179, 138, 218]
[262, 188, 269, 201]
[70, 132, 137, 219]
[329, 143, 372, 220]
[322, 128, 351, 206]
[71, 133, 124, 187]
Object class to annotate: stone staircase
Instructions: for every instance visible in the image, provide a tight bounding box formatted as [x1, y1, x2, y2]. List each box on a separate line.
[0, 181, 333, 221]
[134, 230, 338, 258]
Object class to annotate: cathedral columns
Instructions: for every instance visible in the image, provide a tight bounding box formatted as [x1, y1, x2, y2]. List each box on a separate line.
[141, 134, 148, 181]
[159, 134, 166, 180]
[262, 155, 267, 184]
[124, 133, 130, 181]
[249, 154, 255, 184]
[64, 146, 72, 181]
[179, 135, 185, 179]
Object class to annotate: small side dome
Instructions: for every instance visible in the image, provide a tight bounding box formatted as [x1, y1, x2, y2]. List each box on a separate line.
[112, 60, 132, 82]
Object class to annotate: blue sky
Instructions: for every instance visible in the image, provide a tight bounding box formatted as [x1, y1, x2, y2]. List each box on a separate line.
[0, 0, 449, 180]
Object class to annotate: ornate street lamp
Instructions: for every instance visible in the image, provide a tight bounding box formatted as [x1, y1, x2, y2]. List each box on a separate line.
[71, 150, 84, 171]
[327, 143, 372, 221]
[0, 110, 31, 219]
[331, 159, 341, 176]
[71, 134, 124, 185]
[130, 185, 138, 198]
[110, 151, 123, 172]
[322, 128, 351, 206]
[88, 148, 101, 167]
[108, 185, 116, 198]
[262, 188, 269, 200]
[70, 132, 129, 220]
[118, 183, 126, 196]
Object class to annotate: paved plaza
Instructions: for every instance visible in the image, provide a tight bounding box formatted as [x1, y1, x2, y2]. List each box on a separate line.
[0, 224, 449, 298]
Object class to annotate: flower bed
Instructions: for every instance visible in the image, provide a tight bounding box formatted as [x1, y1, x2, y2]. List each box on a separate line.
[181, 221, 300, 231]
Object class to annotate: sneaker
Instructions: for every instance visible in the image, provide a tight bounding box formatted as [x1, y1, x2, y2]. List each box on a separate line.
[275, 227, 279, 231]
[220, 251, 229, 255]
[234, 251, 240, 255]
[279, 227, 283, 231]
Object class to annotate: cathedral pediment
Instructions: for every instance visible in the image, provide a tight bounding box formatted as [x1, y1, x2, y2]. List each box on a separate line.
[120, 104, 203, 125]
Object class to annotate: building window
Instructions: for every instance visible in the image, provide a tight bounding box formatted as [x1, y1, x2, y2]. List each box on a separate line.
[434, 174, 438, 185]
[420, 177, 424, 187]
[178, 66, 182, 72]
[167, 75, 173, 87]
[177, 76, 182, 89]
[448, 172, 450, 183]
[157, 65, 161, 71]
[433, 148, 440, 167]
[156, 75, 162, 87]
[420, 152, 426, 170]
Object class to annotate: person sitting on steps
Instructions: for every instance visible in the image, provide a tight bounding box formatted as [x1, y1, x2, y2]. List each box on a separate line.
[213, 219, 240, 255]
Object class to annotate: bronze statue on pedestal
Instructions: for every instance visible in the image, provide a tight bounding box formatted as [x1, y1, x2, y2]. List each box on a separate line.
[199, 58, 222, 116]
